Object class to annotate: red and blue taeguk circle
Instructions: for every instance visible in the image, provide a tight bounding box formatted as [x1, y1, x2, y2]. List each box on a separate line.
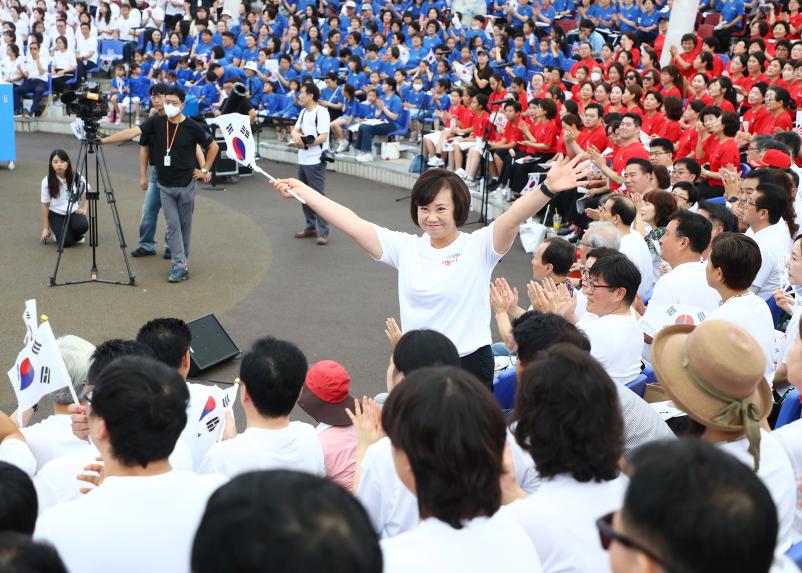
[232, 137, 247, 161]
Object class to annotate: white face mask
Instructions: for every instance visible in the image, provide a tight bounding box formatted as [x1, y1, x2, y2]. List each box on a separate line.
[164, 103, 181, 117]
[590, 72, 601, 82]
[323, 48, 331, 56]
[413, 83, 423, 91]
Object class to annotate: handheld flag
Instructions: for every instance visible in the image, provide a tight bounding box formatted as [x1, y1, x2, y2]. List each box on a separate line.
[425, 50, 437, 66]
[183, 382, 240, 466]
[207, 113, 306, 204]
[8, 321, 78, 425]
[22, 299, 37, 346]
[485, 18, 495, 40]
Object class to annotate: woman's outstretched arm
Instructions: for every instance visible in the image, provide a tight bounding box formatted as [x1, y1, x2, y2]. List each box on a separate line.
[272, 178, 383, 259]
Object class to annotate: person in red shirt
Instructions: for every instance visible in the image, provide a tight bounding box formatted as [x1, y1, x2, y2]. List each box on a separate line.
[670, 33, 701, 81]
[641, 91, 667, 136]
[745, 52, 769, 86]
[606, 84, 626, 114]
[568, 42, 597, 83]
[707, 77, 737, 113]
[588, 112, 649, 192]
[701, 38, 725, 78]
[765, 58, 790, 90]
[674, 99, 705, 159]
[511, 77, 528, 110]
[688, 73, 713, 106]
[653, 17, 669, 55]
[594, 82, 612, 110]
[765, 85, 795, 132]
[570, 68, 591, 100]
[790, 64, 802, 107]
[575, 81, 594, 115]
[699, 111, 741, 198]
[695, 106, 723, 165]
[742, 83, 773, 135]
[452, 94, 490, 174]
[509, 99, 561, 195]
[491, 100, 524, 196]
[728, 54, 754, 98]
[486, 75, 509, 113]
[660, 96, 684, 143]
[576, 103, 609, 153]
[659, 65, 684, 101]
[622, 84, 643, 117]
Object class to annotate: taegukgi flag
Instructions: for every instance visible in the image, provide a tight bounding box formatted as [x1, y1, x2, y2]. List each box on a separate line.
[8, 321, 77, 424]
[22, 299, 37, 346]
[207, 113, 258, 169]
[183, 382, 240, 468]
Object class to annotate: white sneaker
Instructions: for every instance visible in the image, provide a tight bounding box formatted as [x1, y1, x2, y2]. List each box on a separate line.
[336, 139, 349, 152]
[466, 178, 479, 190]
[356, 152, 373, 162]
[427, 156, 445, 167]
[455, 168, 467, 179]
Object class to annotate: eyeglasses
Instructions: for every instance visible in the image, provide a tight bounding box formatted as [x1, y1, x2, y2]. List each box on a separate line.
[744, 199, 761, 208]
[596, 513, 668, 566]
[672, 192, 690, 201]
[585, 281, 617, 294]
[625, 75, 637, 80]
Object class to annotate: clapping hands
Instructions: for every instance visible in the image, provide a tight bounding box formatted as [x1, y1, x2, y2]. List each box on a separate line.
[527, 277, 577, 321]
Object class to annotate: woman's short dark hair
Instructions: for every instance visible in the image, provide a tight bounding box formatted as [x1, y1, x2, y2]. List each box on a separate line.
[672, 181, 699, 205]
[643, 190, 677, 228]
[0, 462, 37, 535]
[410, 168, 471, 227]
[709, 232, 762, 290]
[720, 111, 740, 137]
[511, 311, 590, 366]
[382, 367, 506, 528]
[513, 344, 623, 482]
[392, 329, 460, 376]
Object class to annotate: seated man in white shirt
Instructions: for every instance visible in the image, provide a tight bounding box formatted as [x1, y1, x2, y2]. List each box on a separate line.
[502, 344, 628, 573]
[744, 183, 794, 299]
[21, 335, 95, 469]
[600, 439, 780, 573]
[696, 199, 739, 260]
[578, 221, 621, 264]
[380, 367, 541, 573]
[198, 336, 325, 478]
[192, 470, 382, 573]
[706, 232, 777, 383]
[601, 194, 655, 297]
[35, 356, 228, 573]
[0, 460, 38, 535]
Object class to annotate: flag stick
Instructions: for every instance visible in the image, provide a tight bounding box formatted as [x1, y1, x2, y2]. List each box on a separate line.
[251, 164, 307, 204]
[40, 315, 81, 405]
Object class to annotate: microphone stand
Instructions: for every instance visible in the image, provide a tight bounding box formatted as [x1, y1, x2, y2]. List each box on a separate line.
[466, 96, 506, 227]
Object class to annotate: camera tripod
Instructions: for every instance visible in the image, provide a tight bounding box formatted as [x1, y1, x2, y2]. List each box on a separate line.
[50, 135, 136, 287]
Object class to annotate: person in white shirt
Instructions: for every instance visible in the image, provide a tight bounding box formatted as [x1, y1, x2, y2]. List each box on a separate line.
[75, 21, 97, 81]
[0, 460, 38, 535]
[48, 19, 75, 54]
[706, 232, 777, 383]
[198, 336, 325, 478]
[12, 41, 49, 117]
[1, 44, 24, 84]
[744, 183, 794, 299]
[21, 335, 94, 469]
[380, 367, 542, 573]
[50, 35, 77, 95]
[272, 155, 590, 391]
[114, 2, 141, 43]
[40, 149, 89, 246]
[652, 319, 796, 550]
[578, 221, 621, 264]
[533, 254, 644, 385]
[600, 439, 781, 573]
[601, 193, 655, 297]
[696, 199, 739, 260]
[503, 344, 628, 573]
[35, 356, 228, 573]
[773, 236, 802, 386]
[641, 209, 721, 346]
[94, 2, 118, 40]
[191, 470, 383, 573]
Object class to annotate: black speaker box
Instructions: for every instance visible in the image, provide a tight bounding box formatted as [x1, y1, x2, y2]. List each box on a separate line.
[187, 314, 240, 377]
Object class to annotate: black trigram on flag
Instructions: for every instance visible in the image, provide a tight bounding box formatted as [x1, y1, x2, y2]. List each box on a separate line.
[222, 394, 231, 408]
[225, 123, 234, 135]
[665, 306, 677, 317]
[31, 340, 42, 355]
[206, 416, 220, 432]
[240, 125, 251, 139]
[40, 366, 51, 384]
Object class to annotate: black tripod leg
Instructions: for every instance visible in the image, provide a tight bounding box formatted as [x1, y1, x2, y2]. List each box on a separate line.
[50, 141, 86, 285]
[96, 144, 136, 285]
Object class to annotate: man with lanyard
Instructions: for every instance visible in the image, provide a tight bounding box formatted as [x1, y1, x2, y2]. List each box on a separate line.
[291, 82, 331, 245]
[139, 86, 218, 282]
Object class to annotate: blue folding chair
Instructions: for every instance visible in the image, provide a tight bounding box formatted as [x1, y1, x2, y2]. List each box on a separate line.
[493, 368, 517, 415]
[626, 373, 648, 398]
[766, 293, 790, 329]
[775, 388, 802, 429]
[786, 540, 802, 568]
[642, 366, 657, 384]
[707, 196, 727, 205]
[386, 108, 410, 139]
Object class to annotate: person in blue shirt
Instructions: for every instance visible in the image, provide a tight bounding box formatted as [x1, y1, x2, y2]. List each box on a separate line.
[346, 31, 365, 58]
[617, 0, 641, 33]
[507, 0, 534, 25]
[240, 35, 260, 65]
[422, 20, 443, 51]
[198, 70, 221, 113]
[354, 77, 404, 161]
[713, 0, 745, 51]
[319, 71, 345, 116]
[274, 54, 298, 94]
[331, 84, 361, 151]
[125, 64, 151, 124]
[574, 19, 606, 57]
[553, 0, 575, 17]
[243, 63, 264, 105]
[634, 0, 660, 45]
[590, 0, 618, 29]
[340, 0, 358, 29]
[405, 75, 432, 142]
[255, 80, 283, 119]
[362, 43, 382, 74]
[507, 50, 530, 82]
[319, 42, 340, 75]
[380, 46, 404, 79]
[345, 55, 368, 94]
[145, 29, 165, 56]
[192, 29, 215, 60]
[220, 32, 243, 66]
[175, 58, 196, 86]
[236, 22, 253, 50]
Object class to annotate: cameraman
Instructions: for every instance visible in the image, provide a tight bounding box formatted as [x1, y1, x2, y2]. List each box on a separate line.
[100, 83, 205, 259]
[291, 81, 331, 245]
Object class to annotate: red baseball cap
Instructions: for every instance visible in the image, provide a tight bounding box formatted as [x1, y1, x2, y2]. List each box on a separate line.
[297, 360, 355, 426]
[751, 149, 791, 169]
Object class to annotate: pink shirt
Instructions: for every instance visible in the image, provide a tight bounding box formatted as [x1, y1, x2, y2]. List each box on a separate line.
[318, 425, 357, 491]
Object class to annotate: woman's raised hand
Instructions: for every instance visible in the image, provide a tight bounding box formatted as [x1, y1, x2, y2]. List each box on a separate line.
[543, 153, 591, 193]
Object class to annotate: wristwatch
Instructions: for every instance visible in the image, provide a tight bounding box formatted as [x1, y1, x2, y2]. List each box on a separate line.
[540, 183, 556, 198]
[200, 168, 209, 174]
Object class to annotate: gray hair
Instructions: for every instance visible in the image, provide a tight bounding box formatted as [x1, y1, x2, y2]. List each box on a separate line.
[586, 221, 621, 250]
[753, 135, 790, 156]
[51, 335, 95, 405]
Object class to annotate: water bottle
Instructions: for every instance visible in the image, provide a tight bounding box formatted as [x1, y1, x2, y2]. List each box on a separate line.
[552, 213, 562, 233]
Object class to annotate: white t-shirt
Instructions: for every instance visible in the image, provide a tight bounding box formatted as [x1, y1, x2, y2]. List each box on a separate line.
[294, 104, 331, 165]
[197, 422, 326, 478]
[357, 433, 538, 539]
[115, 10, 142, 41]
[33, 440, 194, 514]
[770, 419, 802, 541]
[51, 49, 76, 71]
[719, 430, 796, 550]
[40, 175, 86, 215]
[381, 514, 542, 573]
[619, 231, 655, 297]
[35, 470, 227, 573]
[780, 302, 802, 365]
[577, 313, 643, 385]
[0, 438, 37, 477]
[645, 260, 721, 312]
[747, 223, 794, 299]
[707, 293, 776, 383]
[374, 222, 504, 356]
[502, 474, 628, 573]
[22, 53, 50, 82]
[21, 414, 87, 470]
[75, 34, 98, 60]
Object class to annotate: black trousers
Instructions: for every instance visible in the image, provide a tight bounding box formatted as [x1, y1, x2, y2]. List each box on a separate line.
[460, 345, 494, 393]
[49, 210, 88, 247]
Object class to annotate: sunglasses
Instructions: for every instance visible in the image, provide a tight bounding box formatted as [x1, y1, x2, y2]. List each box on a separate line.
[596, 512, 669, 567]
[625, 75, 637, 80]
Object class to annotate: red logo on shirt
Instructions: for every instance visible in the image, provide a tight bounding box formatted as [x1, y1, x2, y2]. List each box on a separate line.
[442, 253, 461, 267]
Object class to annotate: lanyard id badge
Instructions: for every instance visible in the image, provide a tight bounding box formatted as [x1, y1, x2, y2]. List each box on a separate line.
[164, 153, 171, 166]
[165, 118, 180, 168]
